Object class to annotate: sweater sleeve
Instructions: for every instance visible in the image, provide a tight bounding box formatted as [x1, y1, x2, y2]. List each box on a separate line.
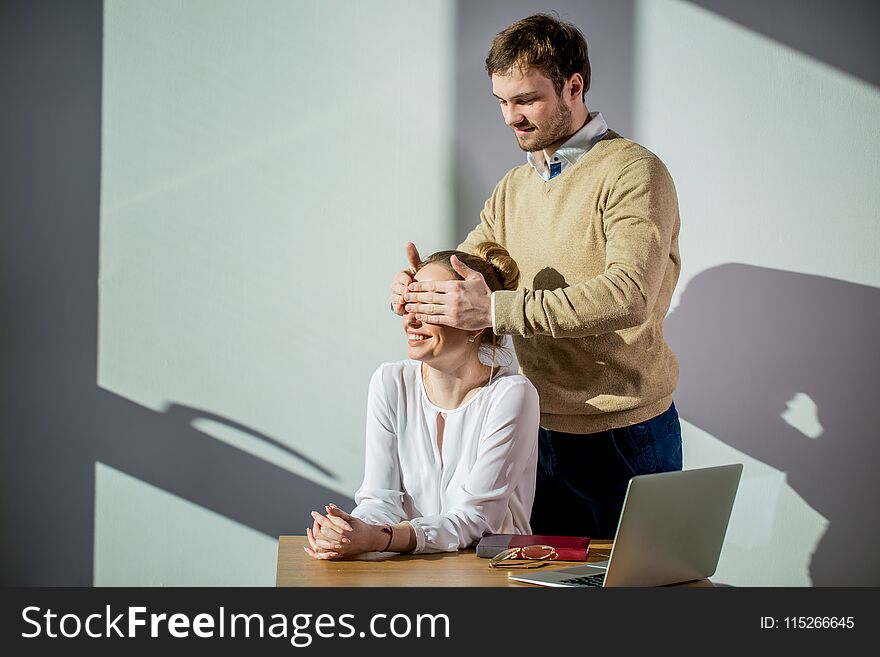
[350, 367, 409, 526]
[493, 156, 679, 338]
[407, 380, 540, 554]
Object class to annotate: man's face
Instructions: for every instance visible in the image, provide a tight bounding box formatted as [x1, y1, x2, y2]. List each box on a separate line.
[492, 67, 573, 152]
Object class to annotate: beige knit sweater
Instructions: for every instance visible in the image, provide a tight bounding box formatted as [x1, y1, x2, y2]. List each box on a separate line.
[459, 131, 680, 433]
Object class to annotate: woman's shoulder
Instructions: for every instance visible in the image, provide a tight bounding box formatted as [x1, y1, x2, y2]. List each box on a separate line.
[485, 371, 540, 407]
[491, 370, 537, 392]
[369, 360, 420, 390]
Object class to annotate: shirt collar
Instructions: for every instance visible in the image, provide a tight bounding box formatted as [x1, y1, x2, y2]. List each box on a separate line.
[527, 111, 609, 181]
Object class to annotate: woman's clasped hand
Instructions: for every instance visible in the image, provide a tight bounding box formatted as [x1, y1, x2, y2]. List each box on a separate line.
[304, 504, 384, 559]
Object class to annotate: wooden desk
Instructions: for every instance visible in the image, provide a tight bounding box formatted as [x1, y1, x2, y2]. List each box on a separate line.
[276, 536, 613, 587]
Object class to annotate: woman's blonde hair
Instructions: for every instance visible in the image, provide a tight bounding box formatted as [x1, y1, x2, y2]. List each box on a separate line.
[419, 241, 519, 292]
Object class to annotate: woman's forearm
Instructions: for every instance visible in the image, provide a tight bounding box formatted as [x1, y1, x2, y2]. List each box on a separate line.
[389, 522, 416, 553]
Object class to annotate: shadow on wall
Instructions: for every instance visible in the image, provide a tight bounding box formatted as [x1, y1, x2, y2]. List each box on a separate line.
[3, 357, 352, 585]
[0, 2, 354, 587]
[665, 263, 880, 586]
[684, 0, 880, 90]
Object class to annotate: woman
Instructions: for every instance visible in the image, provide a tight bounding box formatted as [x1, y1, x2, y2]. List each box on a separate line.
[305, 242, 540, 558]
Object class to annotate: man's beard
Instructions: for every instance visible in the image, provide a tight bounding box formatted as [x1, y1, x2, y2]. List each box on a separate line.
[515, 96, 572, 152]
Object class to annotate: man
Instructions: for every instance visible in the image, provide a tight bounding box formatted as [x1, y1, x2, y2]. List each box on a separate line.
[390, 14, 682, 539]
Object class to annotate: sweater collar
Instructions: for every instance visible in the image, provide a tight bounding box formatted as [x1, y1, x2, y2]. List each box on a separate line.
[527, 111, 609, 181]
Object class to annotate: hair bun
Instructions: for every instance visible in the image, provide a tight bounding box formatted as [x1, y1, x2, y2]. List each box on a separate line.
[473, 241, 519, 291]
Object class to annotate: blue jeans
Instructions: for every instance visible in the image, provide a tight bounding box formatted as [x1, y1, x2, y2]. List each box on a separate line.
[529, 403, 683, 539]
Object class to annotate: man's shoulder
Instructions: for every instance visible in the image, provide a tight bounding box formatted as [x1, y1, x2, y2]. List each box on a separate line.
[592, 131, 667, 172]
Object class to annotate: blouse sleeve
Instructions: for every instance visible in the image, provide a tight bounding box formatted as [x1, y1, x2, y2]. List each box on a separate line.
[407, 379, 540, 553]
[350, 366, 409, 526]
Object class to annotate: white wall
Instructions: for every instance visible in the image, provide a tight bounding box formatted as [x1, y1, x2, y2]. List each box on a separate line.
[94, 0, 880, 586]
[98, 0, 455, 585]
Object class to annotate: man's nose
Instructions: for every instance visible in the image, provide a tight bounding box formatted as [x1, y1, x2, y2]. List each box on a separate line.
[503, 106, 523, 127]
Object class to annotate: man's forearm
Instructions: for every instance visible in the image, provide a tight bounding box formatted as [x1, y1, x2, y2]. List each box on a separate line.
[493, 265, 662, 338]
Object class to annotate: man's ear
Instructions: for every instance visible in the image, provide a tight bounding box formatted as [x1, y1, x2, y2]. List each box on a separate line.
[567, 73, 585, 102]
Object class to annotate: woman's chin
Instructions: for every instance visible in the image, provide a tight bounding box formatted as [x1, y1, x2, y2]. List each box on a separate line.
[409, 345, 444, 365]
[407, 347, 427, 362]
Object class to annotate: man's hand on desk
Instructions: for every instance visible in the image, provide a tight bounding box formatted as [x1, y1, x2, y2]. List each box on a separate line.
[304, 505, 385, 560]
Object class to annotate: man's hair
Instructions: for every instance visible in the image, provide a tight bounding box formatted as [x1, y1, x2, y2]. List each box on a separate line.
[485, 13, 590, 97]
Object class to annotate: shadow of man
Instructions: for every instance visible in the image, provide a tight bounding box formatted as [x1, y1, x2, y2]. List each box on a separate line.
[665, 263, 880, 585]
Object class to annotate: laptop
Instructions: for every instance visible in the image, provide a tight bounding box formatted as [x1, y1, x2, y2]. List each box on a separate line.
[509, 464, 742, 587]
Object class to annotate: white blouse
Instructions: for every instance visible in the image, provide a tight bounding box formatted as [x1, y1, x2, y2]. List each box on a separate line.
[351, 360, 540, 553]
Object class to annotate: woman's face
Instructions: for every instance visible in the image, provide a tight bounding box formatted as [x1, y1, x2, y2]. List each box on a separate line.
[403, 262, 477, 367]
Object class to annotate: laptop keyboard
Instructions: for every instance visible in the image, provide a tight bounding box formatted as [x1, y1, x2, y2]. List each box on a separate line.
[559, 574, 606, 587]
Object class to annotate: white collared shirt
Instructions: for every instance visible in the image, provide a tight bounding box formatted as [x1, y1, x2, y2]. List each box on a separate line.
[526, 111, 609, 181]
